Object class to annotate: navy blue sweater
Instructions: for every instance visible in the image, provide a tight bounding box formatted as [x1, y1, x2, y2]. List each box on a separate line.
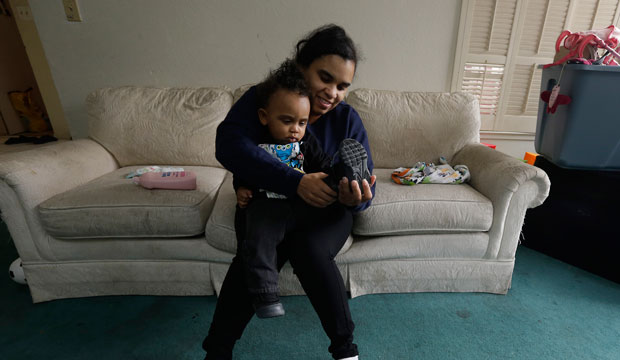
[215, 86, 375, 212]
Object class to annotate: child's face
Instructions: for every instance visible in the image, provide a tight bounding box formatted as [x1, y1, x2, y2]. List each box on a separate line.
[258, 89, 310, 144]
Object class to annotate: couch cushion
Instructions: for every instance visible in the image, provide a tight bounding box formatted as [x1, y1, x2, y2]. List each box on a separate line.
[205, 173, 353, 255]
[87, 86, 233, 168]
[38, 166, 228, 239]
[346, 89, 480, 169]
[353, 169, 492, 236]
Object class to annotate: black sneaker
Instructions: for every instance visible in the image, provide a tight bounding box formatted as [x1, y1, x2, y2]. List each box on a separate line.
[334, 139, 372, 194]
[252, 293, 285, 319]
[254, 302, 285, 319]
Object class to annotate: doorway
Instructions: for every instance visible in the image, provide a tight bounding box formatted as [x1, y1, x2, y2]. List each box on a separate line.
[1, 0, 71, 150]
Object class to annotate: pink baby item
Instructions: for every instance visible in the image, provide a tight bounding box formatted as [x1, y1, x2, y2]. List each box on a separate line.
[132, 171, 197, 190]
[545, 25, 620, 68]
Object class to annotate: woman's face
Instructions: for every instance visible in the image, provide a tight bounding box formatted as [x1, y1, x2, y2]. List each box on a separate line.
[302, 55, 356, 121]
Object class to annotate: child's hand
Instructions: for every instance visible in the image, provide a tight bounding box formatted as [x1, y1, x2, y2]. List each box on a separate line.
[236, 187, 253, 208]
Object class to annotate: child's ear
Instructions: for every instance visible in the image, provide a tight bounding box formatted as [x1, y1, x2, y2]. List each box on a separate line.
[258, 108, 269, 126]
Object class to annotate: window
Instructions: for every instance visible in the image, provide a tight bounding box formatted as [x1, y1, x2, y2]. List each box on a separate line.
[452, 0, 620, 133]
[462, 63, 505, 129]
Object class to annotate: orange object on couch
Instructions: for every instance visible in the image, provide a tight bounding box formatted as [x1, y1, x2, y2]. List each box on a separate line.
[524, 152, 538, 165]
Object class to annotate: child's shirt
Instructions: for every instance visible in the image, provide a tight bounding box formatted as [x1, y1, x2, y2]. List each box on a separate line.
[232, 130, 332, 200]
[254, 142, 303, 199]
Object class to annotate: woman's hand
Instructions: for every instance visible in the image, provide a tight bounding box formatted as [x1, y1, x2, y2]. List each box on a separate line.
[236, 187, 253, 208]
[338, 175, 376, 207]
[297, 172, 338, 208]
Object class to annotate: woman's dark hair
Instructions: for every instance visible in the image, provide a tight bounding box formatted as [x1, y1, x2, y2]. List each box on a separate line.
[294, 24, 358, 68]
[256, 59, 311, 109]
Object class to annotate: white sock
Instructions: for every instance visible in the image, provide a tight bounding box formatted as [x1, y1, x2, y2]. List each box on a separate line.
[338, 356, 359, 360]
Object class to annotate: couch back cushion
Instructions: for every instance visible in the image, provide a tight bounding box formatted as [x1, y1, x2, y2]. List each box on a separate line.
[87, 86, 233, 167]
[346, 89, 481, 168]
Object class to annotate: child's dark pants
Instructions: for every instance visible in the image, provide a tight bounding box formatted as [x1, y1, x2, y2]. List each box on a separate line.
[203, 198, 358, 360]
[240, 197, 291, 296]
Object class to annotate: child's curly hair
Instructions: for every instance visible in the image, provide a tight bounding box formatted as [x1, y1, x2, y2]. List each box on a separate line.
[256, 59, 311, 109]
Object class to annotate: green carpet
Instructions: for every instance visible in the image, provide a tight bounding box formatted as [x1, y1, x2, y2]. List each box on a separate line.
[1, 220, 619, 360]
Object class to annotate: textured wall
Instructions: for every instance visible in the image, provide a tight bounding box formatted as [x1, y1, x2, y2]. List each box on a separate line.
[28, 0, 461, 138]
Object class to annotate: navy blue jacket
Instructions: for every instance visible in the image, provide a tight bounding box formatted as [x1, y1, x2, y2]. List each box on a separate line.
[215, 86, 375, 212]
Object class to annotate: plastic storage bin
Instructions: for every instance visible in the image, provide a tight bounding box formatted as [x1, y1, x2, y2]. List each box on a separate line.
[536, 64, 620, 170]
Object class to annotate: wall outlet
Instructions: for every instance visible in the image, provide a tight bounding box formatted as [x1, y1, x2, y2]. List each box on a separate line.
[15, 5, 33, 21]
[62, 0, 82, 22]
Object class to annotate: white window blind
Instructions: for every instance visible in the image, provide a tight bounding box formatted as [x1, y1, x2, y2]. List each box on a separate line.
[572, 0, 620, 30]
[469, 0, 517, 56]
[463, 63, 505, 115]
[462, 63, 505, 129]
[503, 0, 571, 132]
[505, 64, 543, 116]
[453, 0, 620, 133]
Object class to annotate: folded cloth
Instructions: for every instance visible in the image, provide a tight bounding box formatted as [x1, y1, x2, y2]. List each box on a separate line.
[125, 166, 185, 179]
[132, 171, 197, 190]
[391, 156, 470, 185]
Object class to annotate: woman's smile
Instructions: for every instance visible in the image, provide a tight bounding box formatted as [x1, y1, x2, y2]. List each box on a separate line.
[316, 96, 332, 110]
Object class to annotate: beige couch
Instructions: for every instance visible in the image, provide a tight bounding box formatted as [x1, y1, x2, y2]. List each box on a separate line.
[0, 86, 550, 303]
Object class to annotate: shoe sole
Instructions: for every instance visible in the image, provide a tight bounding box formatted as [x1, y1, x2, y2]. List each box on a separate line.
[338, 139, 371, 192]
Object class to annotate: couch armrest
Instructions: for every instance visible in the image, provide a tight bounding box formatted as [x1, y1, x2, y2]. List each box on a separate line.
[452, 144, 550, 260]
[0, 139, 118, 261]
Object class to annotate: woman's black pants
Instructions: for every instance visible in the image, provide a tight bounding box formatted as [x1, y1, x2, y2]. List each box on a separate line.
[202, 199, 358, 359]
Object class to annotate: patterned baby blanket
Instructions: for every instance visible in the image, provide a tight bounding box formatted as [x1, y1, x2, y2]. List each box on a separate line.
[391, 156, 470, 185]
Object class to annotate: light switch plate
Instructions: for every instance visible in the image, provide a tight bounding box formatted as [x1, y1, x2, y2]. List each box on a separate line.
[62, 0, 82, 22]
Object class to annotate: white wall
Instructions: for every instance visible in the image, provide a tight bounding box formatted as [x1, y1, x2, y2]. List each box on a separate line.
[28, 0, 462, 138]
[480, 133, 536, 160]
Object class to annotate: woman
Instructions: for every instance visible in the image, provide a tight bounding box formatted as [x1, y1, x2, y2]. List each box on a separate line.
[203, 24, 376, 360]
